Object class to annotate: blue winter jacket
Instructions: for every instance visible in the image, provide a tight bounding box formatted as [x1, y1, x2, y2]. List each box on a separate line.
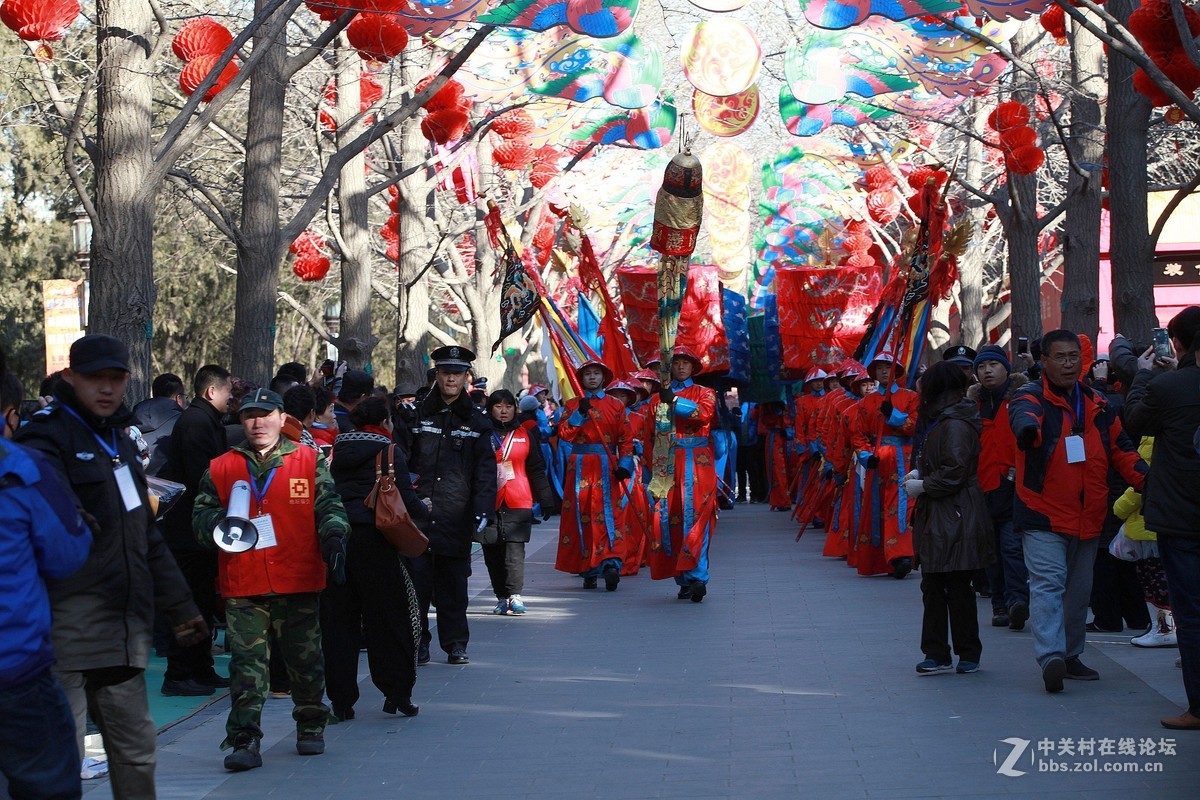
[0, 439, 91, 690]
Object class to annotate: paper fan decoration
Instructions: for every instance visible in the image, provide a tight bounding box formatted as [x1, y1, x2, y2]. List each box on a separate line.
[692, 84, 759, 137]
[680, 20, 761, 97]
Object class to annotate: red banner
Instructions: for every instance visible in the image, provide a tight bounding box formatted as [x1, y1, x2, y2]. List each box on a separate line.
[776, 265, 882, 372]
[616, 264, 729, 373]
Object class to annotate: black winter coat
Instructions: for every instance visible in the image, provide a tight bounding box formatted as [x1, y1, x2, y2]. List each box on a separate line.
[1123, 352, 1200, 540]
[131, 396, 182, 477]
[330, 430, 428, 529]
[490, 417, 557, 543]
[911, 398, 995, 573]
[396, 390, 497, 557]
[158, 399, 229, 552]
[15, 386, 197, 671]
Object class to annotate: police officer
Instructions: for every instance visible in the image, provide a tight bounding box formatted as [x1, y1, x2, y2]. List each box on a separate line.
[397, 346, 497, 665]
[192, 388, 350, 771]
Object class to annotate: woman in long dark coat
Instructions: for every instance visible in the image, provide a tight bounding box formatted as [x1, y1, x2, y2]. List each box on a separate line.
[323, 395, 428, 719]
[905, 361, 995, 675]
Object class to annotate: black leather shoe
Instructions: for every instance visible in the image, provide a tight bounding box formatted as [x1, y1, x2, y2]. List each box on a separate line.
[603, 564, 620, 592]
[296, 732, 325, 756]
[1042, 657, 1066, 693]
[991, 612, 1010, 628]
[448, 649, 470, 665]
[383, 697, 419, 717]
[690, 583, 707, 603]
[332, 705, 354, 721]
[583, 576, 598, 589]
[1008, 602, 1029, 631]
[197, 672, 231, 689]
[162, 678, 216, 697]
[417, 643, 430, 665]
[677, 585, 691, 600]
[224, 735, 262, 771]
[1064, 656, 1099, 681]
[890, 557, 913, 580]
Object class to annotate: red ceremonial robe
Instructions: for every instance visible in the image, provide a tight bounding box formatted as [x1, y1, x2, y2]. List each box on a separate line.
[760, 403, 792, 508]
[821, 390, 861, 560]
[555, 391, 634, 575]
[619, 405, 651, 575]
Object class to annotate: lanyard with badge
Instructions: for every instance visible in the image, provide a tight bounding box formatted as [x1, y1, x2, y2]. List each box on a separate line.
[62, 405, 143, 512]
[1063, 387, 1087, 464]
[245, 459, 280, 549]
[493, 430, 517, 482]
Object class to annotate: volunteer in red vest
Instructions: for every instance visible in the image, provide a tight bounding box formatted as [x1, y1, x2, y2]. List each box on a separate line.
[554, 360, 634, 591]
[193, 388, 351, 772]
[646, 346, 719, 602]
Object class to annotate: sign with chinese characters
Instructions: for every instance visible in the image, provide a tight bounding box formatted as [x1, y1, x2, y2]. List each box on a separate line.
[1153, 253, 1200, 287]
[42, 279, 84, 376]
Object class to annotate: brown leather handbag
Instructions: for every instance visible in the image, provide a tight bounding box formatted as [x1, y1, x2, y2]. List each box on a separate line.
[364, 445, 429, 558]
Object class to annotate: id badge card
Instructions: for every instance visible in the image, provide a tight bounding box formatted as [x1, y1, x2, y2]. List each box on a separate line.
[1064, 435, 1086, 464]
[500, 460, 516, 481]
[113, 463, 143, 512]
[253, 514, 278, 549]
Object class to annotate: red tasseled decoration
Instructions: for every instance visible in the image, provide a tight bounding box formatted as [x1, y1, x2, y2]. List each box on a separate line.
[864, 165, 894, 191]
[346, 12, 408, 62]
[1040, 4, 1067, 45]
[1006, 144, 1046, 175]
[172, 17, 234, 61]
[493, 140, 536, 171]
[420, 108, 469, 144]
[987, 100, 1031, 132]
[179, 54, 239, 102]
[928, 254, 958, 303]
[1079, 334, 1095, 377]
[1133, 67, 1174, 106]
[0, 0, 80, 42]
[491, 109, 536, 140]
[999, 125, 1037, 152]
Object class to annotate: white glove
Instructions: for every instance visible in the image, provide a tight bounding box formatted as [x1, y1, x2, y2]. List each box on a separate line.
[903, 469, 920, 483]
[904, 478, 925, 498]
[421, 497, 433, 512]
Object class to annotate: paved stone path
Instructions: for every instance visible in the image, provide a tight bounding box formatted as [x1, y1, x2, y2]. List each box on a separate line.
[80, 505, 1195, 799]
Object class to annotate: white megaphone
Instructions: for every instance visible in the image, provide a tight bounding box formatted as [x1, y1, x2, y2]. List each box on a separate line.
[214, 480, 257, 553]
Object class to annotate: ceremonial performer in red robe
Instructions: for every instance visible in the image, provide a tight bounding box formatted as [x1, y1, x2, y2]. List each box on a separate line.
[850, 352, 919, 578]
[760, 401, 792, 511]
[555, 361, 635, 591]
[792, 368, 827, 509]
[646, 347, 719, 602]
[820, 363, 869, 560]
[607, 380, 651, 577]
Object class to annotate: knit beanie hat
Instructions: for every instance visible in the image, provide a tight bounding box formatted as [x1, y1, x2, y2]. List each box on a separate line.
[972, 344, 1011, 373]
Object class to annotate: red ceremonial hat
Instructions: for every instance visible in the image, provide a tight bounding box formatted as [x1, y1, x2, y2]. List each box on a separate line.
[576, 359, 614, 387]
[804, 367, 829, 383]
[527, 384, 549, 397]
[869, 350, 906, 379]
[670, 345, 704, 372]
[633, 368, 662, 389]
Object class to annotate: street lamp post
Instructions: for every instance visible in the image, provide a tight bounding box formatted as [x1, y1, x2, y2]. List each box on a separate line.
[71, 205, 92, 331]
[323, 299, 341, 362]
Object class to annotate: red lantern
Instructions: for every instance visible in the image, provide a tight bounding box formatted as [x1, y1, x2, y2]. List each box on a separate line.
[416, 77, 467, 113]
[172, 17, 234, 61]
[289, 229, 327, 256]
[293, 253, 331, 282]
[866, 188, 900, 224]
[906, 165, 947, 191]
[987, 100, 1031, 132]
[0, 0, 80, 42]
[491, 109, 535, 140]
[530, 162, 559, 189]
[1163, 49, 1200, 94]
[304, 0, 348, 22]
[533, 145, 560, 166]
[999, 125, 1037, 152]
[1007, 145, 1045, 176]
[347, 12, 409, 62]
[493, 140, 535, 170]
[864, 165, 893, 191]
[179, 54, 239, 102]
[1039, 5, 1067, 45]
[420, 108, 469, 144]
[1133, 67, 1174, 106]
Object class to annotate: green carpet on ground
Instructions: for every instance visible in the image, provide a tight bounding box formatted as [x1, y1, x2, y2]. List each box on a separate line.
[143, 653, 231, 730]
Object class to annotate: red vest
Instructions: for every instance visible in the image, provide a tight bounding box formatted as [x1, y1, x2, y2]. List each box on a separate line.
[209, 444, 326, 598]
[494, 428, 534, 510]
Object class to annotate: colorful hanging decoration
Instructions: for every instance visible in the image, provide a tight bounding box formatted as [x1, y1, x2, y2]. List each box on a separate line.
[0, 0, 80, 43]
[421, 107, 470, 144]
[961, 0, 1057, 21]
[172, 17, 234, 61]
[493, 140, 537, 170]
[617, 264, 727, 373]
[567, 100, 676, 149]
[680, 20, 761, 97]
[477, 0, 640, 38]
[290, 230, 331, 282]
[796, 0, 960, 30]
[398, 0, 495, 36]
[701, 141, 753, 288]
[692, 85, 760, 137]
[987, 100, 1043, 175]
[347, 11, 409, 62]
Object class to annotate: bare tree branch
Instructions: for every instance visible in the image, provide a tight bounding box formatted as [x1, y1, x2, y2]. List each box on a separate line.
[1151, 168, 1200, 247]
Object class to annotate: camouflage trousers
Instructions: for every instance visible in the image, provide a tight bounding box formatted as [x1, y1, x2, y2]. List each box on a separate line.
[223, 593, 329, 748]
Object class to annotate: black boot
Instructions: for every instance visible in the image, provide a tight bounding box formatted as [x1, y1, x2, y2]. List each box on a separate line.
[223, 735, 262, 771]
[890, 557, 913, 580]
[383, 697, 420, 717]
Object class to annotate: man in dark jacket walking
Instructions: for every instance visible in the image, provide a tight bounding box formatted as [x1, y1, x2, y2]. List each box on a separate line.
[131, 373, 186, 476]
[1123, 306, 1200, 730]
[158, 365, 233, 696]
[396, 346, 497, 665]
[16, 334, 208, 798]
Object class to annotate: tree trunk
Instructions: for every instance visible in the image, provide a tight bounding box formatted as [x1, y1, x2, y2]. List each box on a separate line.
[1061, 20, 1105, 339]
[958, 99, 987, 349]
[91, 0, 157, 401]
[335, 37, 377, 372]
[232, 0, 289, 384]
[1107, 0, 1159, 339]
[1005, 26, 1044, 347]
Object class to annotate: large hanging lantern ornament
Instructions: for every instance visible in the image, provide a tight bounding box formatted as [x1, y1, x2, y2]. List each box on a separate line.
[180, 54, 240, 102]
[987, 101, 1042, 176]
[347, 11, 409, 62]
[421, 108, 469, 144]
[416, 75, 467, 113]
[680, 20, 761, 97]
[0, 0, 80, 45]
[172, 17, 234, 61]
[493, 140, 536, 170]
[1039, 5, 1067, 45]
[1127, 0, 1200, 106]
[290, 230, 332, 282]
[691, 84, 760, 137]
[491, 108, 536, 140]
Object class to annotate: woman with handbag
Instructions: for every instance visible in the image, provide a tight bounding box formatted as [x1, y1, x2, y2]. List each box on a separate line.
[484, 390, 558, 615]
[322, 396, 428, 720]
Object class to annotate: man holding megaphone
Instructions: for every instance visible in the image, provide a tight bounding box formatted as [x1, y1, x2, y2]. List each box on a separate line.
[192, 388, 350, 772]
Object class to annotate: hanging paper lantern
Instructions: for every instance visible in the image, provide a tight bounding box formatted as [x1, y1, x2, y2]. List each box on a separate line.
[1133, 67, 1174, 106]
[290, 229, 327, 256]
[533, 145, 560, 166]
[346, 12, 408, 62]
[987, 100, 1031, 132]
[304, 0, 348, 22]
[493, 140, 535, 171]
[416, 76, 467, 113]
[907, 165, 947, 191]
[692, 85, 760, 137]
[323, 72, 384, 114]
[866, 189, 900, 224]
[864, 165, 893, 192]
[491, 108, 536, 140]
[530, 162, 559, 189]
[1163, 49, 1200, 94]
[680, 20, 761, 96]
[420, 107, 469, 144]
[1039, 5, 1067, 45]
[1000, 126, 1037, 152]
[0, 0, 80, 42]
[1007, 145, 1045, 176]
[179, 54, 239, 102]
[1165, 105, 1187, 124]
[293, 253, 331, 282]
[172, 17, 234, 61]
